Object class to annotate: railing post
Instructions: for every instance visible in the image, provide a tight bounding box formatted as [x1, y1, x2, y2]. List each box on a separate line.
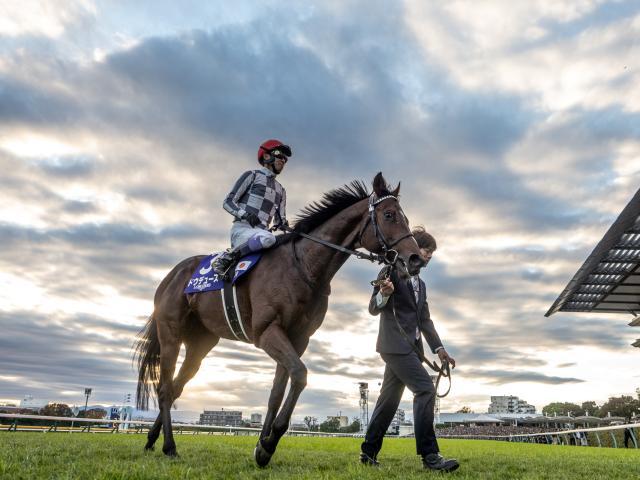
[610, 431, 618, 448]
[628, 427, 638, 449]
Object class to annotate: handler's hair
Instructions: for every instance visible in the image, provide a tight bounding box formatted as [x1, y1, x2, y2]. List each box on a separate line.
[412, 226, 437, 251]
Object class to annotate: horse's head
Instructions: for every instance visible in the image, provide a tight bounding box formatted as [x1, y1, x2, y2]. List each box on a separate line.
[359, 172, 424, 278]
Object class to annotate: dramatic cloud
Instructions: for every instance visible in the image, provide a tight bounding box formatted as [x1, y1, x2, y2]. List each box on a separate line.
[1, 1, 639, 420]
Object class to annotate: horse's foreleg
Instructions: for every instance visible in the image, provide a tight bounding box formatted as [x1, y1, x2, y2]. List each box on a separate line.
[260, 364, 288, 441]
[255, 324, 308, 467]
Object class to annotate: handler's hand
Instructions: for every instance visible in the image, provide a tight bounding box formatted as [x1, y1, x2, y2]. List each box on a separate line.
[379, 279, 394, 296]
[437, 349, 456, 369]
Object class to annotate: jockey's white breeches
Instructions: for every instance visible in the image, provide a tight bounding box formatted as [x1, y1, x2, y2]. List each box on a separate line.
[230, 220, 276, 251]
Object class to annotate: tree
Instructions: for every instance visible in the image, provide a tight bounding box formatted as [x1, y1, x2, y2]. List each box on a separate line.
[456, 406, 473, 414]
[599, 396, 640, 422]
[340, 417, 361, 433]
[542, 402, 582, 417]
[77, 408, 107, 419]
[319, 417, 340, 433]
[40, 403, 73, 417]
[303, 416, 318, 431]
[580, 401, 600, 417]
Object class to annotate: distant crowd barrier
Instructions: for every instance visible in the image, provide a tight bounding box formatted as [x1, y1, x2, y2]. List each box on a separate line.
[439, 422, 639, 449]
[0, 413, 352, 437]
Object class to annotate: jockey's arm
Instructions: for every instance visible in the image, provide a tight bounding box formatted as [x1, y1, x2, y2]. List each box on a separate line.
[223, 171, 255, 220]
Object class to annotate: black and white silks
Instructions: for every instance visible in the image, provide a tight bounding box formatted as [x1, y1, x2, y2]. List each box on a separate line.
[223, 167, 287, 229]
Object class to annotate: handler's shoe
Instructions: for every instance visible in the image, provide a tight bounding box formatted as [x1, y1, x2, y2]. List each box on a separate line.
[422, 453, 459, 472]
[359, 452, 380, 467]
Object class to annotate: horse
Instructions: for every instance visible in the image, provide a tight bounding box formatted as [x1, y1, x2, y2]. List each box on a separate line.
[134, 172, 425, 465]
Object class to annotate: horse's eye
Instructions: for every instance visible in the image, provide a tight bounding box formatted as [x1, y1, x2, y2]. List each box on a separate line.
[384, 211, 393, 220]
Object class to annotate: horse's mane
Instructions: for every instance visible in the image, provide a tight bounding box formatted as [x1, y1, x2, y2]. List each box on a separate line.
[277, 180, 372, 245]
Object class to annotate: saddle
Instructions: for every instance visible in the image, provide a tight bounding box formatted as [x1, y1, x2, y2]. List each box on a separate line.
[184, 252, 262, 294]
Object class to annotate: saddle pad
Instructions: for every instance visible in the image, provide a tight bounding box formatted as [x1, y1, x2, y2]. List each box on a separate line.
[184, 252, 262, 294]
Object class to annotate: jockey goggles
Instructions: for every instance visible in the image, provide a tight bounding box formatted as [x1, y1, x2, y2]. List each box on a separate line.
[270, 150, 288, 162]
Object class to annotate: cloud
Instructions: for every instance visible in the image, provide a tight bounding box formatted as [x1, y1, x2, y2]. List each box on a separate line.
[0, 1, 638, 417]
[464, 368, 585, 385]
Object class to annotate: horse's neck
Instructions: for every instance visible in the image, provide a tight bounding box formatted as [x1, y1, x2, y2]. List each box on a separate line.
[298, 199, 369, 285]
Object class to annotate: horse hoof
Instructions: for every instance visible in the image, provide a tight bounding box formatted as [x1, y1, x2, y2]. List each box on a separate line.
[144, 445, 154, 452]
[163, 447, 179, 458]
[254, 441, 273, 468]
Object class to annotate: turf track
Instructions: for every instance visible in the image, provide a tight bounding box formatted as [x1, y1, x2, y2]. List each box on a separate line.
[1, 432, 638, 479]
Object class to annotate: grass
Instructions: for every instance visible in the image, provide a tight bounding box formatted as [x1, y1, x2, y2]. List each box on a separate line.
[0, 432, 638, 479]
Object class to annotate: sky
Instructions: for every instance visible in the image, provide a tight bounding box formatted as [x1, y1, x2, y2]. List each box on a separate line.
[1, 0, 639, 423]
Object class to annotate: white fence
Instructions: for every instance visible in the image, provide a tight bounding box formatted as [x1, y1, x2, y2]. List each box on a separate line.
[439, 422, 639, 449]
[0, 413, 354, 437]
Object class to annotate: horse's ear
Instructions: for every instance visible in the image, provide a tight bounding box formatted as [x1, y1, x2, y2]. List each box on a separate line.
[392, 182, 400, 197]
[372, 172, 386, 197]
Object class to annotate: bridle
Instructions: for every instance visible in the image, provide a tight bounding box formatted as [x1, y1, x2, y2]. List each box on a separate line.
[358, 194, 416, 266]
[286, 193, 415, 268]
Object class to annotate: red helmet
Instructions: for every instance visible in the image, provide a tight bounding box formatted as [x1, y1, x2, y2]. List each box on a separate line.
[257, 139, 292, 165]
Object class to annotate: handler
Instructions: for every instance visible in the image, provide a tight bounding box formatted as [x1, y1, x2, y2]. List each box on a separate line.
[360, 226, 459, 472]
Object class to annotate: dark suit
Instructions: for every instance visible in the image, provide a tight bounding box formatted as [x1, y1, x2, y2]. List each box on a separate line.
[362, 266, 444, 458]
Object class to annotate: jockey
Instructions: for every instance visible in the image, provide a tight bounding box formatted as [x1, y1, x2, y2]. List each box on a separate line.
[213, 139, 291, 278]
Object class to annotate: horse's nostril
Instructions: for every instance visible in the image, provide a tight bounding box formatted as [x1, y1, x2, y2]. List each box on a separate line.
[408, 254, 424, 273]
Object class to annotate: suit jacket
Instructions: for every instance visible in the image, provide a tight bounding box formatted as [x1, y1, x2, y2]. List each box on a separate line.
[369, 266, 443, 355]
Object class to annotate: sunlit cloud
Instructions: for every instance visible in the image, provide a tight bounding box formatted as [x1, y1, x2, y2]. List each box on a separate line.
[0, 0, 638, 420]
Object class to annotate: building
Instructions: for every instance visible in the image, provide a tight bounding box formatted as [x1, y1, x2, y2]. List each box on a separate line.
[393, 408, 405, 424]
[327, 415, 349, 428]
[199, 409, 242, 426]
[250, 413, 262, 424]
[19, 395, 48, 409]
[488, 396, 536, 414]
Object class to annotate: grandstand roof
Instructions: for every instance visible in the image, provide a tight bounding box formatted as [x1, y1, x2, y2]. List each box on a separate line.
[546, 187, 640, 317]
[466, 414, 505, 424]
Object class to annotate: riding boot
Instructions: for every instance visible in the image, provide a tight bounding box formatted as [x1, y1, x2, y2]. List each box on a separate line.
[213, 242, 255, 279]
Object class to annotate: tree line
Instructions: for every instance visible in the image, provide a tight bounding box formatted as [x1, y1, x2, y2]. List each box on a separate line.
[542, 390, 640, 421]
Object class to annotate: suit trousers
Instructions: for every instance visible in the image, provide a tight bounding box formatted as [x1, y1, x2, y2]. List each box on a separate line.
[361, 351, 439, 458]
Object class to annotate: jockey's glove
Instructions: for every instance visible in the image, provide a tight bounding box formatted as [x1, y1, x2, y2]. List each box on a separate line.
[244, 213, 261, 227]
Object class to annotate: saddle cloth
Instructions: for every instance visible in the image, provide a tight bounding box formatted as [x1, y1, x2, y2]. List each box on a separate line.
[184, 252, 262, 294]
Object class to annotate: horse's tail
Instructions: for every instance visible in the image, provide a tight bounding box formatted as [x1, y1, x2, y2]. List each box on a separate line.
[133, 314, 161, 411]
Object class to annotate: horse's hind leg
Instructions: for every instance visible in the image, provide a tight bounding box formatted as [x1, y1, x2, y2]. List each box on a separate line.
[145, 328, 219, 451]
[173, 328, 220, 399]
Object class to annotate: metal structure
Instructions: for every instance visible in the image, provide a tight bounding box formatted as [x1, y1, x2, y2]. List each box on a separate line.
[358, 382, 369, 433]
[83, 388, 92, 414]
[546, 188, 640, 340]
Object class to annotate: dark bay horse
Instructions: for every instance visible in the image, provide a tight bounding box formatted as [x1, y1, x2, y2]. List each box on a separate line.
[134, 172, 424, 465]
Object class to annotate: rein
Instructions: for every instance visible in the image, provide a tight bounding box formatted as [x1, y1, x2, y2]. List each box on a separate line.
[283, 226, 384, 263]
[282, 193, 414, 268]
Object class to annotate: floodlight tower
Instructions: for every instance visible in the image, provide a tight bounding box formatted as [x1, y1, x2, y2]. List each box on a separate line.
[358, 382, 369, 433]
[83, 388, 92, 415]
